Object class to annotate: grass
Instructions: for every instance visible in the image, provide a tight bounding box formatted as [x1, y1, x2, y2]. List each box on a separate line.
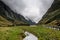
[0, 25, 60, 40]
[0, 16, 13, 26]
[20, 25, 60, 40]
[0, 27, 24, 40]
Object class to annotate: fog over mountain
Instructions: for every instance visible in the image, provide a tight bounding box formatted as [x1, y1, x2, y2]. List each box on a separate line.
[1, 0, 54, 24]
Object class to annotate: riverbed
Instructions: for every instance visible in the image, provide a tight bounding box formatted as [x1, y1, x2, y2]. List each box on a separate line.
[23, 31, 38, 40]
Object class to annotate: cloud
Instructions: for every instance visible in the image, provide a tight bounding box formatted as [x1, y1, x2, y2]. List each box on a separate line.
[1, 0, 54, 23]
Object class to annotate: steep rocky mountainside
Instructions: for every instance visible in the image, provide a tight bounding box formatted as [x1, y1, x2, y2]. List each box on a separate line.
[0, 1, 28, 26]
[39, 0, 60, 26]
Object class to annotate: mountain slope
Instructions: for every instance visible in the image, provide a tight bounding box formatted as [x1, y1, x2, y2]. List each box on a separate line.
[0, 0, 60, 26]
[40, 0, 60, 26]
[0, 1, 28, 26]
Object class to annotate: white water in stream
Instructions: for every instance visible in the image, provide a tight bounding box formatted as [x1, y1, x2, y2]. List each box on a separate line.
[23, 31, 38, 40]
[1, 0, 54, 24]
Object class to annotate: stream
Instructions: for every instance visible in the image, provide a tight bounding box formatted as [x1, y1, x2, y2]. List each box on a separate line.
[23, 31, 38, 40]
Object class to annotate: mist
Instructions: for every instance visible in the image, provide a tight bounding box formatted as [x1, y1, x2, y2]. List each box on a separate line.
[1, 0, 54, 24]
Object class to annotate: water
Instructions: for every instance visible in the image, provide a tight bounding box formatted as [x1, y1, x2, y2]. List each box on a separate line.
[23, 31, 38, 40]
[1, 0, 54, 24]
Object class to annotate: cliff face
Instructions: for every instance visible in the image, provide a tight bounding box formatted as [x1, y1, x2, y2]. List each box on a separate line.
[40, 0, 60, 26]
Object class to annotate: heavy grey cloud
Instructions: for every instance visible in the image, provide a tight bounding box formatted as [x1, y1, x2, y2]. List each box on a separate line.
[1, 0, 54, 23]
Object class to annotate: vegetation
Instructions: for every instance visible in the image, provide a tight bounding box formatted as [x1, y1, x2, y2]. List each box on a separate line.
[0, 0, 60, 40]
[0, 25, 60, 40]
[0, 27, 25, 40]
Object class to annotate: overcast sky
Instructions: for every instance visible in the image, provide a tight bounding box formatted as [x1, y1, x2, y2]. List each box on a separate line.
[1, 0, 54, 23]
